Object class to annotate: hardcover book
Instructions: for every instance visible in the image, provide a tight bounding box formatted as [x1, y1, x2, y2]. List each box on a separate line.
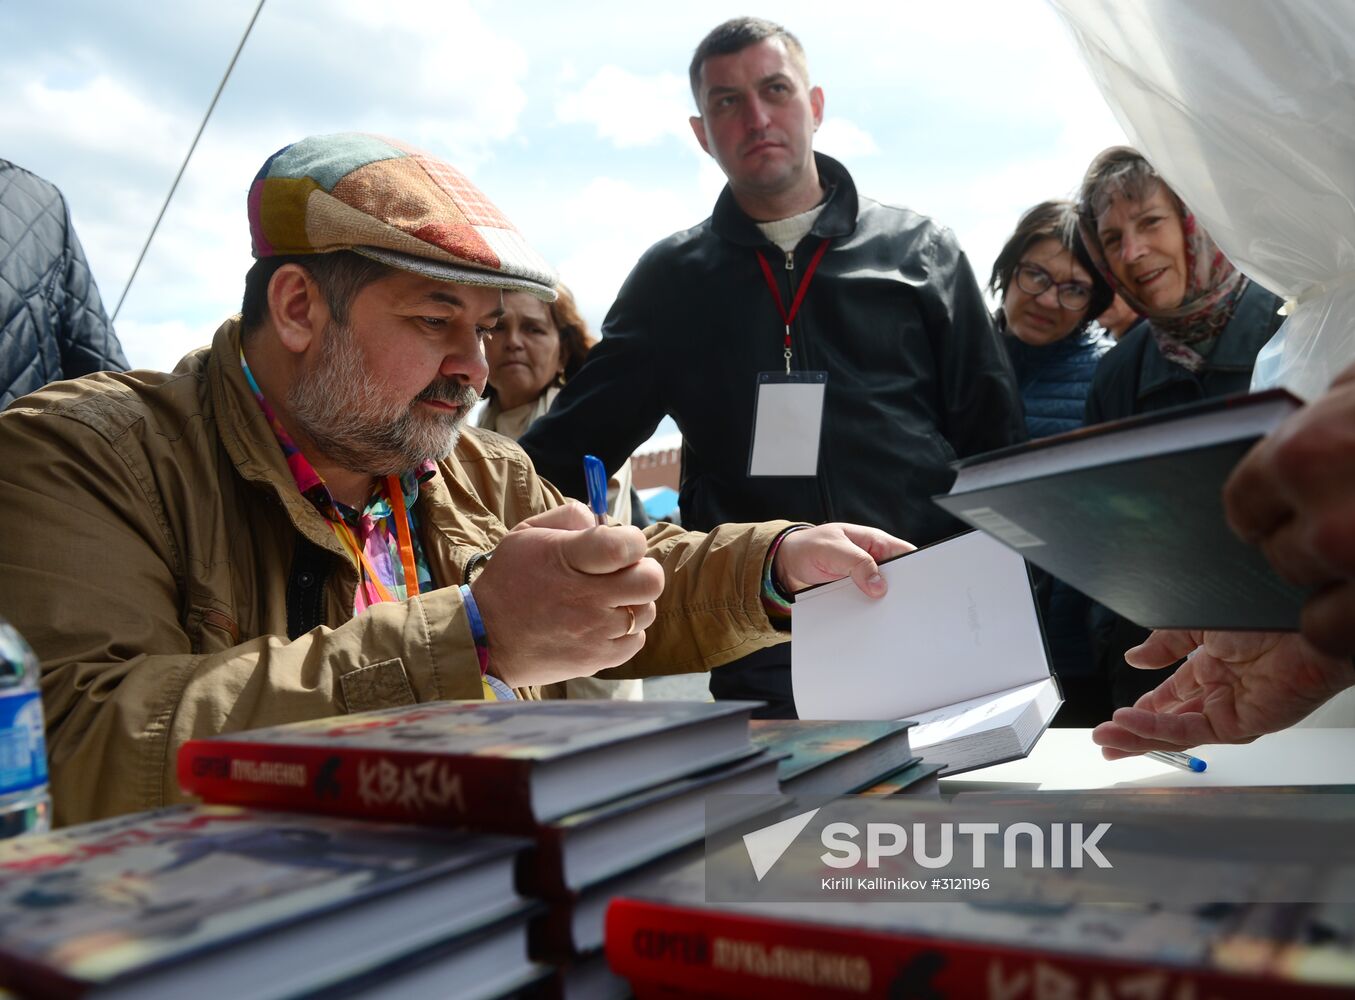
[748, 720, 916, 795]
[853, 758, 944, 797]
[178, 700, 758, 834]
[519, 750, 780, 896]
[0, 805, 529, 1000]
[792, 530, 1059, 775]
[530, 844, 705, 961]
[323, 912, 545, 1000]
[549, 952, 632, 1000]
[606, 854, 1355, 999]
[933, 389, 1307, 630]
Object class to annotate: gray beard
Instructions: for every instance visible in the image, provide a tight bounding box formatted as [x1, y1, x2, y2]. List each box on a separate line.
[287, 320, 481, 476]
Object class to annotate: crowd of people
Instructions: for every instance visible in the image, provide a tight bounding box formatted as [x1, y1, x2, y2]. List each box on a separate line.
[2, 16, 1351, 825]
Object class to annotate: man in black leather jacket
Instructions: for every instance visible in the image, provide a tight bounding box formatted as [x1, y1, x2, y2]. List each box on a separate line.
[521, 18, 1024, 715]
[1, 159, 127, 408]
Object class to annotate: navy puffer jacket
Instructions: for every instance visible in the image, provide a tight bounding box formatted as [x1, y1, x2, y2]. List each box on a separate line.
[1, 160, 126, 408]
[1003, 322, 1116, 439]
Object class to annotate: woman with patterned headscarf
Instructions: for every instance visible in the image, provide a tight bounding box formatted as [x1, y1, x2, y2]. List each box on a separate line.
[1077, 146, 1285, 710]
[1077, 146, 1284, 423]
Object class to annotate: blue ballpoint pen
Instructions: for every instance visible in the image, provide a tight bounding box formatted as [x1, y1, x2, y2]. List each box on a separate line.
[582, 454, 608, 525]
[1147, 749, 1207, 773]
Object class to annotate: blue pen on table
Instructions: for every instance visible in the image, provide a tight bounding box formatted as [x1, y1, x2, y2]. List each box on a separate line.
[1146, 749, 1207, 773]
[583, 454, 608, 525]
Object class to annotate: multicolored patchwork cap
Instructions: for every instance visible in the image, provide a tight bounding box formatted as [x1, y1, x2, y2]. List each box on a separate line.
[248, 133, 557, 301]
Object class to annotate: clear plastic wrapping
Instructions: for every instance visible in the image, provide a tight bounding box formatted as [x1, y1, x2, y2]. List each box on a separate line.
[1049, 0, 1355, 399]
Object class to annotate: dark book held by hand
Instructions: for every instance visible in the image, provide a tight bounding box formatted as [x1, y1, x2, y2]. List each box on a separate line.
[934, 389, 1307, 631]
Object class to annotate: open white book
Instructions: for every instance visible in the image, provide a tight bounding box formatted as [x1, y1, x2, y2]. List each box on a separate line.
[791, 530, 1058, 775]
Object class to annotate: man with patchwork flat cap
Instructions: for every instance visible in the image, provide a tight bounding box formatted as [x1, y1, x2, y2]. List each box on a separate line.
[0, 132, 910, 826]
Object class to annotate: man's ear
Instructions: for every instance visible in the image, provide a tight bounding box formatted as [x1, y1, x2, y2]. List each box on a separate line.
[267, 264, 327, 356]
[810, 86, 825, 131]
[689, 115, 712, 156]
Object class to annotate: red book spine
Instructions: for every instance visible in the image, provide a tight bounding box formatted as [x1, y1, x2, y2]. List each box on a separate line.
[0, 952, 86, 1000]
[605, 898, 1344, 1000]
[177, 740, 536, 832]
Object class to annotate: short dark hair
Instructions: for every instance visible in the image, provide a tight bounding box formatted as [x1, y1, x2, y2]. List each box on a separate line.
[688, 17, 809, 104]
[1077, 145, 1180, 224]
[240, 250, 394, 334]
[989, 199, 1114, 325]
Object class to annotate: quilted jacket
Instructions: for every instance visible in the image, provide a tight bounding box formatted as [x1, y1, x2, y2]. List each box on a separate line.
[1003, 323, 1117, 440]
[1, 159, 127, 408]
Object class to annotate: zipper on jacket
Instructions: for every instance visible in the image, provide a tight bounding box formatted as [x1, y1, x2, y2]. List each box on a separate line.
[780, 243, 837, 523]
[779, 248, 795, 375]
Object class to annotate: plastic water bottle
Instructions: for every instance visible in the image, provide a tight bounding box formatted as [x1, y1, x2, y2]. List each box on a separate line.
[0, 619, 51, 837]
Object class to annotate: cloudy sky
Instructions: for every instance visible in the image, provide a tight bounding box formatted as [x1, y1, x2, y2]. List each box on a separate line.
[4, 0, 1127, 375]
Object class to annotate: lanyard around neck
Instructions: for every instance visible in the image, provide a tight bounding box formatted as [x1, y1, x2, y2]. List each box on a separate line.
[329, 474, 421, 605]
[755, 239, 830, 374]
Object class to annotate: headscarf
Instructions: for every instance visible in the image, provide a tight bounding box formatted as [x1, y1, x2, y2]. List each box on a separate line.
[1079, 192, 1248, 373]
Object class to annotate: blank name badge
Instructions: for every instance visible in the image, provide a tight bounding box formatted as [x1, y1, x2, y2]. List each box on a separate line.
[747, 371, 828, 477]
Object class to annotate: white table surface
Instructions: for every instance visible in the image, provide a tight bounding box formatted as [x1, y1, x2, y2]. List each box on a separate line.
[940, 727, 1355, 792]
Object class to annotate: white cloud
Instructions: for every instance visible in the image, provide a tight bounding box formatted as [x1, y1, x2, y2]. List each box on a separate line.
[3, 0, 1137, 373]
[115, 318, 219, 374]
[2, 0, 537, 367]
[238, 0, 531, 166]
[554, 175, 710, 329]
[0, 74, 182, 168]
[556, 66, 694, 149]
[815, 117, 879, 160]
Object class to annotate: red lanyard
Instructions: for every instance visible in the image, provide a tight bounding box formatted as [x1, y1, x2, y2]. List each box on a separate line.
[756, 239, 830, 373]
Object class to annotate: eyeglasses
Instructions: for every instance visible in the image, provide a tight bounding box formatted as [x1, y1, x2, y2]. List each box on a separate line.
[1014, 264, 1093, 311]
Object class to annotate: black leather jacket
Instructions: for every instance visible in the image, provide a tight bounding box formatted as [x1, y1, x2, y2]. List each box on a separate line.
[522, 154, 1025, 543]
[1, 159, 126, 408]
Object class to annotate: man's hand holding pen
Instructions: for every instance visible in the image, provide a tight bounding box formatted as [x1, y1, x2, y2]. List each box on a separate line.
[471, 455, 914, 691]
[469, 500, 663, 690]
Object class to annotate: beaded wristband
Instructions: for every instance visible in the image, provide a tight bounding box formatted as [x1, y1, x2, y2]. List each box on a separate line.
[760, 525, 808, 620]
[459, 583, 490, 676]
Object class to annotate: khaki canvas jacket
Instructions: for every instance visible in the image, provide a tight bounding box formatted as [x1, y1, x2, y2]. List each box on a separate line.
[0, 319, 790, 825]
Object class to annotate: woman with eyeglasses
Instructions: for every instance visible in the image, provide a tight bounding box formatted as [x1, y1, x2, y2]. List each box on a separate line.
[1076, 147, 1285, 710]
[989, 199, 1116, 440]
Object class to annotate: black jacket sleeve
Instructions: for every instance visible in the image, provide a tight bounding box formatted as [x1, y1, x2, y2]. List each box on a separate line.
[919, 227, 1027, 456]
[520, 254, 669, 501]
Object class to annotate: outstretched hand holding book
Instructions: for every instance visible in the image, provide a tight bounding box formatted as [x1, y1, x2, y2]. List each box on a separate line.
[1096, 362, 1355, 759]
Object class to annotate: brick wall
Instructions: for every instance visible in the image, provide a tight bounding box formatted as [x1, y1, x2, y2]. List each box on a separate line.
[631, 445, 681, 490]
